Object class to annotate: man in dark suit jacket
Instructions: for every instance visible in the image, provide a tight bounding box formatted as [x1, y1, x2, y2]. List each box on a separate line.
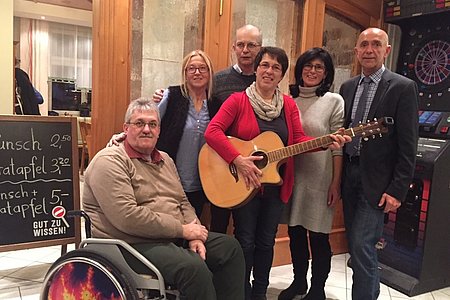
[339, 28, 418, 300]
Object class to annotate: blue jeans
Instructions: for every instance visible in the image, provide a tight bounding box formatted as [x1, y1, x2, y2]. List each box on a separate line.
[233, 186, 285, 299]
[342, 160, 385, 300]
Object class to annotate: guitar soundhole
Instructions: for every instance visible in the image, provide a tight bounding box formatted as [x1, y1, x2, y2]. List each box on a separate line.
[252, 151, 268, 169]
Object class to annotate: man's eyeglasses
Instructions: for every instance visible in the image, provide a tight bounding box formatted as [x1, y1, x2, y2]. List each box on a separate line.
[303, 63, 326, 73]
[127, 121, 159, 129]
[235, 41, 261, 50]
[186, 65, 209, 74]
[258, 62, 282, 73]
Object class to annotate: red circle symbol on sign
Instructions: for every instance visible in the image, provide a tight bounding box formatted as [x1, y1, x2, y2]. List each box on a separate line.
[52, 206, 66, 218]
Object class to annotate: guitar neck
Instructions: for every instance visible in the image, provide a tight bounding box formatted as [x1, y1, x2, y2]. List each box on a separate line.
[266, 127, 366, 163]
[267, 135, 331, 163]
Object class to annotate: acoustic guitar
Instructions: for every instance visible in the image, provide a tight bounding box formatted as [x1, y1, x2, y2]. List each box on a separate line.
[199, 117, 392, 209]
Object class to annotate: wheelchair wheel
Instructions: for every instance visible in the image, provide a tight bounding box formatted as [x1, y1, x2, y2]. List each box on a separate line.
[41, 249, 140, 300]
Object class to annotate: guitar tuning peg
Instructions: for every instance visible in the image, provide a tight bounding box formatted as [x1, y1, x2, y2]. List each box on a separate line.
[364, 137, 369, 141]
[379, 133, 383, 138]
[372, 135, 376, 139]
[374, 117, 378, 121]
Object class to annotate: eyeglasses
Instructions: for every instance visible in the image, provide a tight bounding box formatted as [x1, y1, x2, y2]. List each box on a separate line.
[235, 41, 261, 50]
[258, 62, 282, 73]
[127, 121, 159, 129]
[303, 63, 325, 73]
[186, 65, 209, 74]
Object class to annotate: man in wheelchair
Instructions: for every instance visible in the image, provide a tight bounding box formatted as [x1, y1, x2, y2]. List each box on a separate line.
[82, 98, 245, 300]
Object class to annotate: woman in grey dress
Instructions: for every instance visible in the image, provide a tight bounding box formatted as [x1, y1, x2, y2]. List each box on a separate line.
[279, 48, 344, 300]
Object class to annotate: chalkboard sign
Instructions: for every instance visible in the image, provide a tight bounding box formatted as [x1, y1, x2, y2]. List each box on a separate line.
[0, 115, 81, 252]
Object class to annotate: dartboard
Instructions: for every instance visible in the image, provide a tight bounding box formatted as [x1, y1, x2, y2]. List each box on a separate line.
[414, 39, 450, 85]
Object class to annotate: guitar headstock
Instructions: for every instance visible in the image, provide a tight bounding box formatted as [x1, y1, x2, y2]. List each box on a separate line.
[345, 117, 393, 140]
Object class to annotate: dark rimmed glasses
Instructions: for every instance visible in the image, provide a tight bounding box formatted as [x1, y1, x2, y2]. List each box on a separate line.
[303, 63, 325, 73]
[186, 65, 209, 74]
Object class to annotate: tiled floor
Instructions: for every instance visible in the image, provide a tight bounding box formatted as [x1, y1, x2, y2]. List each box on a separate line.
[1, 246, 449, 300]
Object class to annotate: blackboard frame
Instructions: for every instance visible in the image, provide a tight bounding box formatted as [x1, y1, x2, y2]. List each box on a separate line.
[0, 115, 81, 252]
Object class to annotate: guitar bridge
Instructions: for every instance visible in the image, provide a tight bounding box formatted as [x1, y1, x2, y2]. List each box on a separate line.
[229, 163, 239, 183]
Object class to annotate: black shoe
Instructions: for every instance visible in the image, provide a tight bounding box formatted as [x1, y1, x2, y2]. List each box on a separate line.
[278, 280, 307, 300]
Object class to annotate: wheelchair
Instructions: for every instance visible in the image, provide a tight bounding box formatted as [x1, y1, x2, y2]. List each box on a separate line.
[40, 211, 179, 300]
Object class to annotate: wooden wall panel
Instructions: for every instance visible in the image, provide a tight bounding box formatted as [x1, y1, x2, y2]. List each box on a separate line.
[343, 0, 382, 20]
[300, 0, 326, 52]
[91, 0, 132, 157]
[326, 0, 382, 29]
[203, 0, 232, 72]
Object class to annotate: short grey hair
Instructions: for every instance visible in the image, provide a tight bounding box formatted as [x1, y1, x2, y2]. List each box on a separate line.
[124, 97, 160, 123]
[236, 24, 263, 45]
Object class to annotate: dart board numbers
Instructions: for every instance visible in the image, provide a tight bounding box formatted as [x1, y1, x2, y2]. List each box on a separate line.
[414, 39, 450, 86]
[392, 11, 450, 111]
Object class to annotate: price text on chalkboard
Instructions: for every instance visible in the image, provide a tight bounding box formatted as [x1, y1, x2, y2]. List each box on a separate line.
[0, 116, 80, 251]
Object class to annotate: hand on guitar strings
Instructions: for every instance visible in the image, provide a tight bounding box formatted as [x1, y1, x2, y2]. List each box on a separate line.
[232, 154, 263, 190]
[327, 128, 352, 150]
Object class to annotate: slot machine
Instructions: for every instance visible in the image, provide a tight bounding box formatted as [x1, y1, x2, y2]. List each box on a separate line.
[379, 1, 450, 296]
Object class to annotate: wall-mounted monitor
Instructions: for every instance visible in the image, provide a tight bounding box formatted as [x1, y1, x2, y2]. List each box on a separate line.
[48, 78, 91, 117]
[48, 78, 78, 116]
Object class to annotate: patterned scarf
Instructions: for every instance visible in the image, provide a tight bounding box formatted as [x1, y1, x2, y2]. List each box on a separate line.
[246, 82, 284, 121]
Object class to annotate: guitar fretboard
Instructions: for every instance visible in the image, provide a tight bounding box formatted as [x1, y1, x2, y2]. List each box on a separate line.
[267, 122, 385, 163]
[267, 135, 335, 163]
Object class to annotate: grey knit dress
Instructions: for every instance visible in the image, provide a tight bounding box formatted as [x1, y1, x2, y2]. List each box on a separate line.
[282, 85, 344, 233]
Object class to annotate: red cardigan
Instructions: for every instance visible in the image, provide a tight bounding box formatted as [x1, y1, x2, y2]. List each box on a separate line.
[204, 91, 312, 203]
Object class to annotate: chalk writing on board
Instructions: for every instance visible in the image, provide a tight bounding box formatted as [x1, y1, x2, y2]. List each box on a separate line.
[0, 117, 79, 248]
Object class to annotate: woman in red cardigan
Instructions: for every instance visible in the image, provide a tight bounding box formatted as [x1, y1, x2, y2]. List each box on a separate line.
[204, 46, 349, 300]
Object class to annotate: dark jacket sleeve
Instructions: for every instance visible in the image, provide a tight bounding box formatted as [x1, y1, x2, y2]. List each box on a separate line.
[384, 79, 419, 201]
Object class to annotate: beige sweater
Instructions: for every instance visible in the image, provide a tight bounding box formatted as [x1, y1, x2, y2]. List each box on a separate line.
[82, 144, 197, 244]
[282, 86, 344, 233]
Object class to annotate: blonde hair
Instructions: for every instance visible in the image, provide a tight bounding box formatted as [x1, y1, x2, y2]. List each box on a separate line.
[180, 50, 214, 100]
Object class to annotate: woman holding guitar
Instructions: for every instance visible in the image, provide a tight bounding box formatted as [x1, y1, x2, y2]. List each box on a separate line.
[278, 48, 344, 300]
[204, 46, 350, 300]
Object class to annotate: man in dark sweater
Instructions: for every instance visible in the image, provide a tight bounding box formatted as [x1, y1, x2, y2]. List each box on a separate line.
[209, 24, 262, 233]
[212, 24, 261, 102]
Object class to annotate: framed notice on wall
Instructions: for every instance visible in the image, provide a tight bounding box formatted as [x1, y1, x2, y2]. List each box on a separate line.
[0, 115, 81, 252]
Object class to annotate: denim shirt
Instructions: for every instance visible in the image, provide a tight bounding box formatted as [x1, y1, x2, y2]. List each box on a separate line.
[158, 89, 210, 192]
